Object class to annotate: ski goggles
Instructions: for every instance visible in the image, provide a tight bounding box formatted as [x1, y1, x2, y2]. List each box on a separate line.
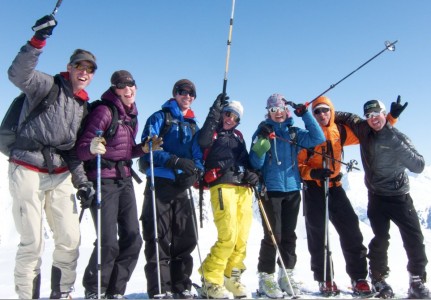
[112, 81, 136, 89]
[73, 63, 96, 74]
[177, 89, 196, 97]
[268, 106, 288, 113]
[313, 107, 330, 115]
[364, 111, 382, 119]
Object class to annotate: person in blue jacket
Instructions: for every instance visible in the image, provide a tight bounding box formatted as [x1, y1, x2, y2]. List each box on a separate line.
[139, 79, 204, 299]
[250, 94, 325, 298]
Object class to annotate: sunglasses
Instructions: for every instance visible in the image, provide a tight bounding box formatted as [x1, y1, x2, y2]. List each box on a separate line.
[224, 111, 240, 122]
[112, 81, 136, 89]
[313, 107, 330, 115]
[268, 106, 288, 113]
[177, 89, 195, 97]
[364, 111, 381, 119]
[73, 63, 95, 74]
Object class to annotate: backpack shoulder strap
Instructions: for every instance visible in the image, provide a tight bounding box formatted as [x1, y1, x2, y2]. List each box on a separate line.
[159, 107, 173, 138]
[337, 123, 347, 146]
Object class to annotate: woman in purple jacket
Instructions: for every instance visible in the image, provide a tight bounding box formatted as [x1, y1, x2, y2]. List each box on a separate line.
[77, 70, 156, 299]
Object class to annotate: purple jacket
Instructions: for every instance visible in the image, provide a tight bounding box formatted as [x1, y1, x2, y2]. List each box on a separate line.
[77, 88, 144, 180]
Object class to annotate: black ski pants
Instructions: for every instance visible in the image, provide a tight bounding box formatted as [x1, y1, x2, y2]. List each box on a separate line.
[141, 178, 197, 298]
[303, 181, 368, 282]
[257, 190, 301, 273]
[83, 177, 143, 295]
[367, 192, 428, 277]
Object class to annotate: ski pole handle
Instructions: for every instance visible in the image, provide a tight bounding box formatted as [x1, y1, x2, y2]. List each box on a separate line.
[32, 0, 63, 31]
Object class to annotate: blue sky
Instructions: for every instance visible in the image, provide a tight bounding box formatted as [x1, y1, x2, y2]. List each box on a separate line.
[1, 1, 430, 166]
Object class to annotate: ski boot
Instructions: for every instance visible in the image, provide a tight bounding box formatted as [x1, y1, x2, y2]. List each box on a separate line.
[408, 273, 430, 299]
[369, 270, 394, 299]
[224, 268, 248, 298]
[318, 281, 340, 297]
[258, 272, 284, 299]
[278, 268, 301, 296]
[352, 279, 373, 297]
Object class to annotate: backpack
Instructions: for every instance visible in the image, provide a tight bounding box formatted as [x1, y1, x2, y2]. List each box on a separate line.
[80, 99, 137, 141]
[0, 76, 61, 156]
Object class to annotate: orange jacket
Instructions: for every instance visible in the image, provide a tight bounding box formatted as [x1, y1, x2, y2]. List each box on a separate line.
[298, 96, 397, 187]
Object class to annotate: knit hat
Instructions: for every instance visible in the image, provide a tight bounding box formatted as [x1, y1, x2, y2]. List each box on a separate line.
[223, 100, 244, 119]
[313, 103, 331, 110]
[69, 49, 97, 69]
[172, 79, 196, 98]
[363, 100, 386, 115]
[111, 70, 135, 86]
[266, 93, 287, 109]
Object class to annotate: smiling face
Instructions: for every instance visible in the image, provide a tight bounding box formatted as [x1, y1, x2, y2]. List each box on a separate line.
[366, 111, 387, 131]
[222, 111, 239, 130]
[67, 60, 95, 93]
[115, 84, 136, 108]
[268, 106, 289, 123]
[174, 88, 195, 114]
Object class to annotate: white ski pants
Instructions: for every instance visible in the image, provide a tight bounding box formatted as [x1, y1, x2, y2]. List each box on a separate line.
[8, 163, 80, 299]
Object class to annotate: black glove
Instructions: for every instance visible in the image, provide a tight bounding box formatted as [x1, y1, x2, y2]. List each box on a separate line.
[212, 93, 229, 112]
[243, 170, 260, 186]
[76, 182, 95, 209]
[310, 168, 334, 180]
[166, 156, 197, 175]
[257, 123, 273, 139]
[32, 15, 57, 40]
[293, 103, 308, 117]
[390, 95, 408, 118]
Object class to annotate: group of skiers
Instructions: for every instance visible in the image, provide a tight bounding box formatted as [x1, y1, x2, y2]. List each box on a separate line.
[5, 13, 430, 300]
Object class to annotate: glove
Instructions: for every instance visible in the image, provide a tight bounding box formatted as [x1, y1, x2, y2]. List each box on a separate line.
[76, 182, 95, 209]
[293, 103, 308, 117]
[32, 15, 57, 40]
[310, 168, 334, 180]
[142, 135, 164, 153]
[243, 170, 260, 186]
[251, 137, 271, 158]
[257, 123, 273, 139]
[166, 156, 197, 175]
[390, 95, 408, 118]
[90, 137, 106, 155]
[212, 93, 229, 112]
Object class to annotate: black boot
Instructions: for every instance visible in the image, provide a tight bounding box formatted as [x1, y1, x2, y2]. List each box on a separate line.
[369, 270, 394, 299]
[408, 273, 430, 299]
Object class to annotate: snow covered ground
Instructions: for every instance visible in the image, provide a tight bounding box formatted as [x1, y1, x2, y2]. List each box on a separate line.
[0, 154, 430, 299]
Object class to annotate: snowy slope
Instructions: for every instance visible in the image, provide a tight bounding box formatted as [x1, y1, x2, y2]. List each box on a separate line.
[0, 154, 430, 299]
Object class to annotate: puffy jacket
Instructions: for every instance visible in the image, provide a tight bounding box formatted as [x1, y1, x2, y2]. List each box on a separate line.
[8, 42, 88, 187]
[76, 88, 144, 180]
[298, 96, 360, 187]
[140, 99, 203, 180]
[335, 111, 424, 196]
[250, 110, 325, 192]
[199, 113, 253, 187]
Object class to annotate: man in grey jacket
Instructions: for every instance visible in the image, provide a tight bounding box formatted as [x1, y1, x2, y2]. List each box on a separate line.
[7, 14, 96, 299]
[336, 98, 429, 299]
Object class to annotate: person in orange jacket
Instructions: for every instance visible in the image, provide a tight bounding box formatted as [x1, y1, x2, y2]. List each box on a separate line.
[298, 96, 398, 297]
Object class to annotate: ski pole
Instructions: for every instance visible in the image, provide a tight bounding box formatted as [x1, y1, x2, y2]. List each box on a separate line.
[148, 126, 162, 297]
[95, 129, 103, 299]
[32, 0, 64, 31]
[186, 188, 209, 299]
[253, 186, 299, 299]
[305, 40, 398, 107]
[222, 0, 236, 94]
[269, 132, 360, 171]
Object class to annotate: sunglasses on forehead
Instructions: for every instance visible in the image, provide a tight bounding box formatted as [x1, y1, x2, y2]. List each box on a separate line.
[364, 111, 382, 119]
[177, 89, 195, 97]
[268, 106, 288, 113]
[313, 107, 330, 115]
[112, 81, 136, 89]
[73, 63, 95, 74]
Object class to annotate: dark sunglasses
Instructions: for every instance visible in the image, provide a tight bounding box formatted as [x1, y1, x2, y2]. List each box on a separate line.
[112, 81, 136, 89]
[313, 107, 330, 115]
[73, 63, 95, 74]
[224, 111, 240, 122]
[177, 89, 195, 97]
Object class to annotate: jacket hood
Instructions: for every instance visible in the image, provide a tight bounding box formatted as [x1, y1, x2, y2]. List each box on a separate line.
[101, 88, 138, 116]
